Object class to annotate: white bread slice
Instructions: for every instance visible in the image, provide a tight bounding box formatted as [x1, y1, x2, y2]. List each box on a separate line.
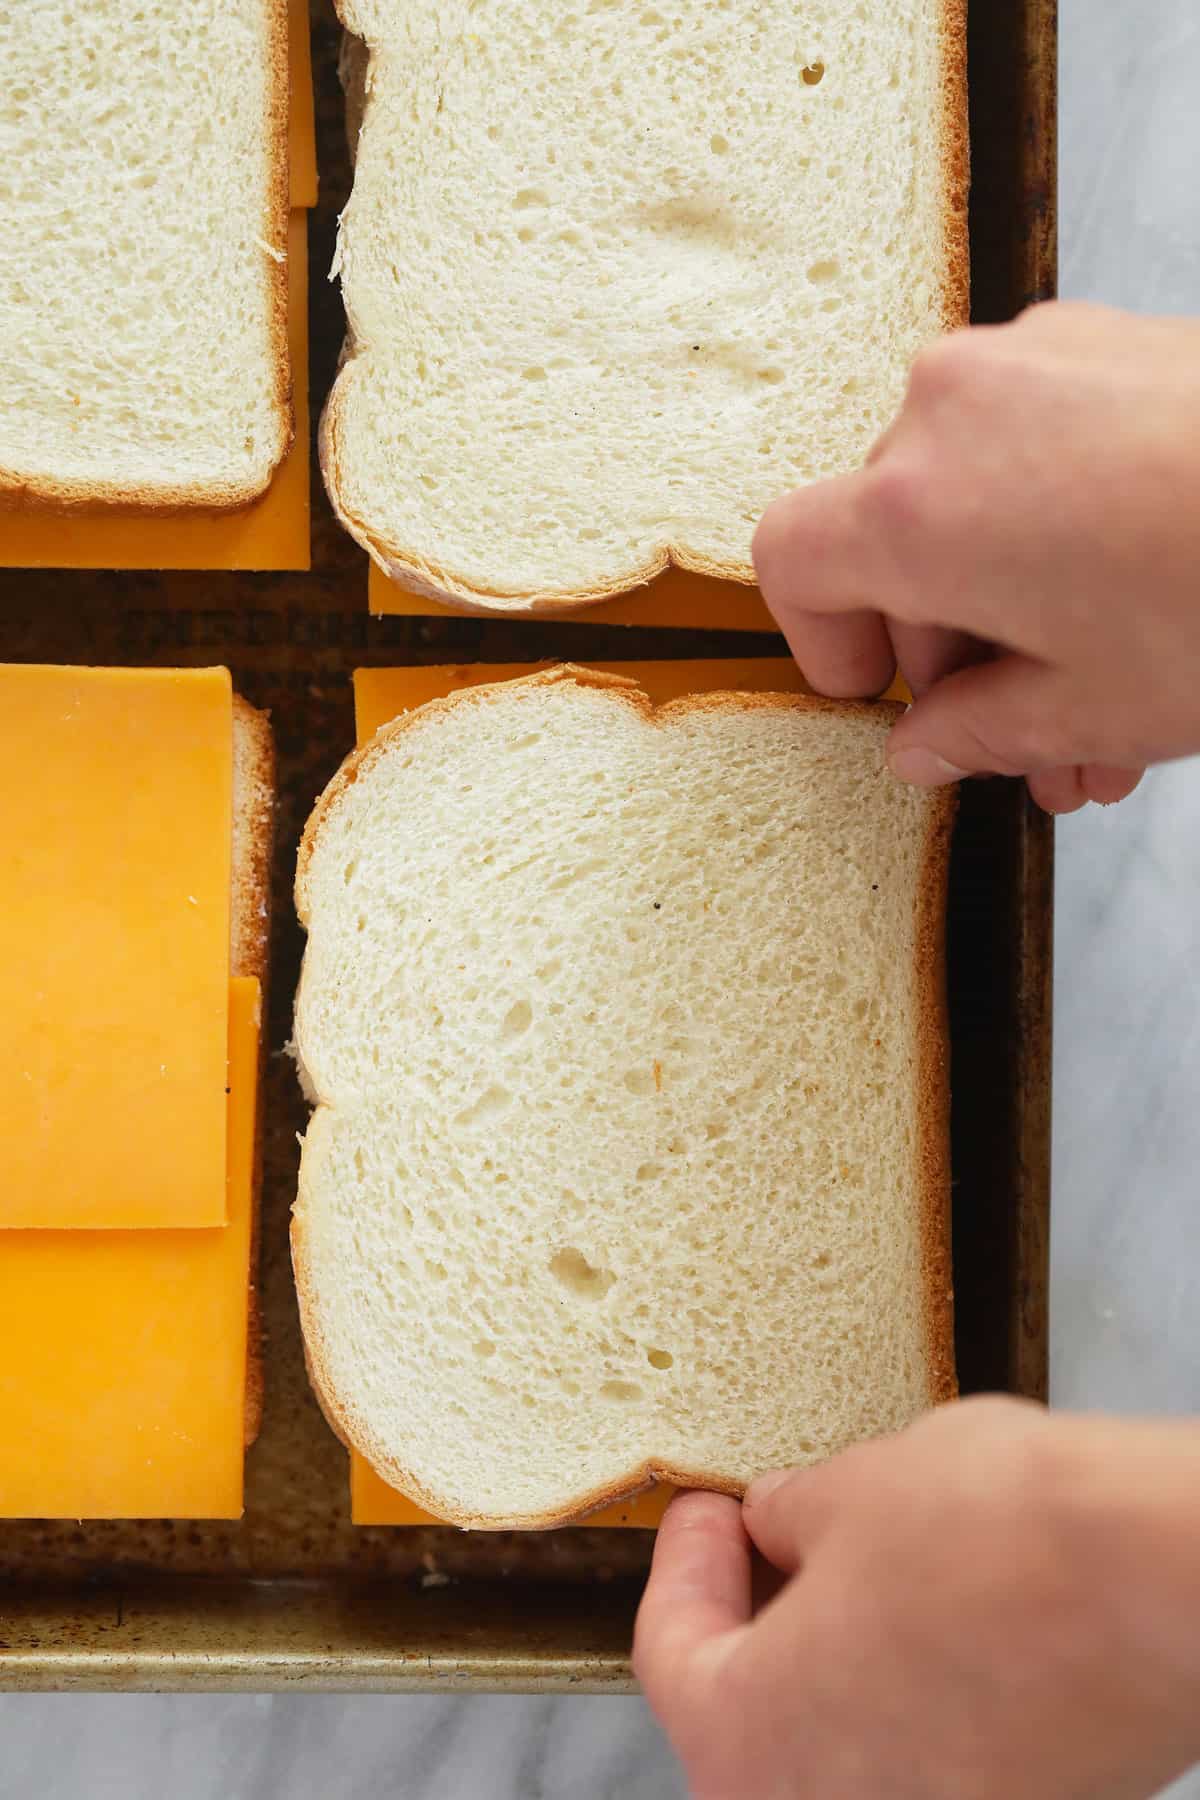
[0, 3, 291, 510]
[231, 693, 275, 1445]
[322, 1, 968, 612]
[292, 666, 955, 1528]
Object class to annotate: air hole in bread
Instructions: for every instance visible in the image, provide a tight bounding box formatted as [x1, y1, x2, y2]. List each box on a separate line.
[499, 998, 533, 1040]
[453, 1083, 512, 1128]
[647, 1349, 673, 1371]
[807, 258, 841, 285]
[549, 1245, 616, 1301]
[599, 1379, 642, 1403]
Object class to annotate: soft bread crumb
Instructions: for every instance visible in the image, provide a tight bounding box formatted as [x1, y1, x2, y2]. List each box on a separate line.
[0, 1, 290, 507]
[292, 669, 956, 1528]
[323, 0, 967, 608]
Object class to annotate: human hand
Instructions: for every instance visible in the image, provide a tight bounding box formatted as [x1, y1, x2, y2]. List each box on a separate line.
[634, 1397, 1200, 1799]
[753, 303, 1200, 813]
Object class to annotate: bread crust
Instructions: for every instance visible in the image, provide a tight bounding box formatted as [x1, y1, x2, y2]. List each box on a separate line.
[321, 2, 969, 613]
[292, 666, 957, 1528]
[916, 782, 959, 1407]
[938, 0, 972, 335]
[0, 0, 292, 513]
[231, 694, 276, 1447]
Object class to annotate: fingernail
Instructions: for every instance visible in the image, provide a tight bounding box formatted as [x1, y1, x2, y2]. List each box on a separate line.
[887, 747, 969, 787]
[744, 1468, 793, 1507]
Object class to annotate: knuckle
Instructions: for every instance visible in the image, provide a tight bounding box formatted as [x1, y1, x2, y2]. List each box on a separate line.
[936, 688, 1049, 776]
[857, 458, 943, 623]
[908, 330, 976, 403]
[955, 726, 1027, 780]
[862, 454, 929, 538]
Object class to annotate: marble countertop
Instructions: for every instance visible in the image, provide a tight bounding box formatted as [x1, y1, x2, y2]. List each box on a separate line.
[3, 1, 1198, 1795]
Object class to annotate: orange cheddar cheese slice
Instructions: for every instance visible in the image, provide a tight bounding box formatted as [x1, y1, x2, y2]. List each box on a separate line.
[355, 657, 804, 741]
[368, 562, 778, 632]
[355, 658, 910, 744]
[0, 977, 259, 1520]
[350, 1449, 673, 1530]
[0, 665, 232, 1230]
[289, 0, 318, 209]
[0, 212, 310, 572]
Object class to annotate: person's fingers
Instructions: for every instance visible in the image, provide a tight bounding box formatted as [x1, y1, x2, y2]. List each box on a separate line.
[1025, 763, 1144, 814]
[1012, 297, 1122, 338]
[754, 472, 899, 624]
[740, 1461, 841, 1575]
[632, 1492, 752, 1702]
[1082, 764, 1145, 806]
[1025, 765, 1089, 816]
[775, 606, 897, 699]
[751, 1552, 790, 1614]
[886, 655, 1112, 783]
[888, 621, 989, 698]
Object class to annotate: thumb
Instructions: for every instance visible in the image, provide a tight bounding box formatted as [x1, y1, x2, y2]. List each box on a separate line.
[632, 1493, 751, 1705]
[886, 654, 1110, 783]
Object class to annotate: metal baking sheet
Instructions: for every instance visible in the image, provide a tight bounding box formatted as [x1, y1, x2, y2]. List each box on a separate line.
[0, 0, 1055, 1692]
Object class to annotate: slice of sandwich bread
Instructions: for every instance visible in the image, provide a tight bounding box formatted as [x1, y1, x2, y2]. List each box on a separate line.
[0, 2, 292, 509]
[293, 665, 956, 1529]
[322, 0, 968, 610]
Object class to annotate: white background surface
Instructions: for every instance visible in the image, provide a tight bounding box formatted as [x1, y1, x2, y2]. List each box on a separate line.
[2, 1, 1199, 1794]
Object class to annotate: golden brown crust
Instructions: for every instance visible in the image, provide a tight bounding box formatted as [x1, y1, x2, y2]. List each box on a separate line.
[231, 694, 276, 1448]
[915, 783, 959, 1407]
[0, 0, 292, 513]
[938, 0, 972, 333]
[293, 665, 955, 1528]
[231, 694, 276, 988]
